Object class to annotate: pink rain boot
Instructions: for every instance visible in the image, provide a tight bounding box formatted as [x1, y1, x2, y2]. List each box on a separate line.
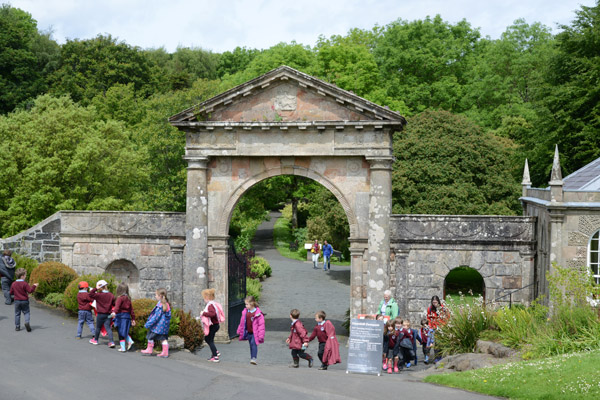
[141, 340, 154, 355]
[386, 360, 393, 374]
[393, 358, 399, 373]
[157, 342, 169, 358]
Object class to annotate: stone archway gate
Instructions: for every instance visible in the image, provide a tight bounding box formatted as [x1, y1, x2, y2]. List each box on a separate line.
[169, 66, 406, 338]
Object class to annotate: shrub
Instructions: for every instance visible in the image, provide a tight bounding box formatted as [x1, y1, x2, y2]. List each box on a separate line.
[494, 303, 547, 349]
[43, 292, 64, 307]
[13, 254, 38, 280]
[247, 278, 262, 302]
[30, 262, 78, 300]
[175, 309, 204, 351]
[62, 273, 117, 314]
[130, 298, 180, 348]
[435, 295, 493, 356]
[248, 256, 272, 281]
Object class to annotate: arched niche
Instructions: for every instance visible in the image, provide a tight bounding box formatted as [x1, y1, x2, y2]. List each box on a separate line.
[443, 266, 485, 301]
[106, 259, 140, 298]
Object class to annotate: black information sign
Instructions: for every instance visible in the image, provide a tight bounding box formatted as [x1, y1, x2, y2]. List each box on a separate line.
[346, 319, 384, 375]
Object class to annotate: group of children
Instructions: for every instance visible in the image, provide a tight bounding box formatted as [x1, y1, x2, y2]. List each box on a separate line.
[8, 271, 343, 369]
[77, 280, 172, 357]
[379, 315, 433, 374]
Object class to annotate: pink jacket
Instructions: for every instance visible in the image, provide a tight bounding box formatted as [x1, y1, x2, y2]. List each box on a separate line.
[201, 301, 225, 336]
[236, 307, 265, 345]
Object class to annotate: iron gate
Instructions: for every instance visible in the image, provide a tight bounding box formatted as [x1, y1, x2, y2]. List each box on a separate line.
[228, 241, 247, 338]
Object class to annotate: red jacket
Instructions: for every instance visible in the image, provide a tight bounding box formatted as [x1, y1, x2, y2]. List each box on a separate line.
[321, 320, 341, 365]
[202, 304, 219, 325]
[308, 323, 328, 343]
[114, 295, 135, 320]
[288, 320, 309, 350]
[89, 288, 115, 314]
[10, 280, 36, 301]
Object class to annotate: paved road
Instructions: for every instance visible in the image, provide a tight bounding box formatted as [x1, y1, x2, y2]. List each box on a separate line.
[0, 213, 496, 399]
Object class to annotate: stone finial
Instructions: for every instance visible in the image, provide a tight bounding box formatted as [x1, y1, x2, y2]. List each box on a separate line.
[522, 159, 532, 186]
[549, 145, 563, 203]
[549, 145, 563, 184]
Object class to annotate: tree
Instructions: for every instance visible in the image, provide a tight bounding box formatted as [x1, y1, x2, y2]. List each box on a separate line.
[0, 95, 147, 237]
[392, 110, 521, 215]
[217, 46, 259, 78]
[0, 5, 58, 113]
[527, 1, 600, 185]
[48, 35, 160, 104]
[374, 15, 480, 114]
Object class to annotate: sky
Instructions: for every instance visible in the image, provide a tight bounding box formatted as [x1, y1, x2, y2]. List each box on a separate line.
[8, 0, 598, 53]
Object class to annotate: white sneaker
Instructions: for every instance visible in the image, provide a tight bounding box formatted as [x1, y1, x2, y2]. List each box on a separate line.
[250, 358, 257, 365]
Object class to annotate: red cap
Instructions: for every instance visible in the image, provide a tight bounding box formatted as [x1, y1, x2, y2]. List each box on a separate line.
[78, 281, 89, 289]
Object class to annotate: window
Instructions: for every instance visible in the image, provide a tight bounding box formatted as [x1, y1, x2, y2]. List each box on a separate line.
[590, 231, 600, 284]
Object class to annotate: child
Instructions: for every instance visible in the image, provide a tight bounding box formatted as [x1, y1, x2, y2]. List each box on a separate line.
[419, 318, 433, 364]
[236, 295, 265, 365]
[88, 280, 115, 347]
[76, 281, 95, 339]
[286, 309, 313, 368]
[399, 320, 415, 369]
[382, 319, 400, 373]
[141, 288, 171, 358]
[112, 282, 136, 352]
[9, 268, 38, 332]
[200, 288, 226, 363]
[308, 310, 341, 370]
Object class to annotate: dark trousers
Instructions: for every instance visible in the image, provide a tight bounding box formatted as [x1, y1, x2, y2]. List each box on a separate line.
[94, 313, 114, 343]
[206, 323, 219, 357]
[1, 277, 12, 304]
[317, 342, 325, 363]
[247, 333, 258, 359]
[400, 346, 413, 364]
[77, 310, 95, 337]
[14, 300, 30, 326]
[291, 348, 312, 360]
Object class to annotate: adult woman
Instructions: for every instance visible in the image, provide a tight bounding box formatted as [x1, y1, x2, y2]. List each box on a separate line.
[378, 290, 399, 320]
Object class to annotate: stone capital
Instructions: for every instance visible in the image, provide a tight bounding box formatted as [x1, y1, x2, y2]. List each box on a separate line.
[365, 156, 394, 171]
[184, 156, 209, 170]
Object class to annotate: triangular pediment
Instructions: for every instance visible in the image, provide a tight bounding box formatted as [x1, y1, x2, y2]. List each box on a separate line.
[169, 66, 406, 125]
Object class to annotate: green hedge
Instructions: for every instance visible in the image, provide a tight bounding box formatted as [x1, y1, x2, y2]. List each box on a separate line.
[249, 256, 272, 281]
[13, 253, 38, 280]
[247, 278, 262, 302]
[30, 262, 78, 300]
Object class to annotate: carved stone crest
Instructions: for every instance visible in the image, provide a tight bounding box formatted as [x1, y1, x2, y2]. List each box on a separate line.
[274, 86, 297, 111]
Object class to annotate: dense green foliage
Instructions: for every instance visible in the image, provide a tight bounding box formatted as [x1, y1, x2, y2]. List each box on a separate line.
[29, 261, 78, 300]
[2, 1, 600, 245]
[13, 253, 38, 279]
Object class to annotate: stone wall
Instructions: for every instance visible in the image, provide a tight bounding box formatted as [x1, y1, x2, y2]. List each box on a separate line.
[390, 215, 537, 322]
[1, 213, 62, 262]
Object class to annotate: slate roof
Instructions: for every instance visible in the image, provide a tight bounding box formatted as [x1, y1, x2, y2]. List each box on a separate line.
[563, 156, 600, 191]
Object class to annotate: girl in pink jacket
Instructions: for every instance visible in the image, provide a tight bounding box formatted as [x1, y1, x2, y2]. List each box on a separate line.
[236, 295, 265, 365]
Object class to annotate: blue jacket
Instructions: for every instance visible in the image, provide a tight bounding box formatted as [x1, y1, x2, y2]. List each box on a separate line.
[145, 301, 171, 335]
[322, 244, 333, 257]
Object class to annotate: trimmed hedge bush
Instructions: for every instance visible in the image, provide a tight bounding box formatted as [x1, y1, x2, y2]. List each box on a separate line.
[30, 262, 78, 300]
[63, 273, 117, 314]
[175, 309, 204, 351]
[13, 254, 38, 280]
[247, 278, 262, 302]
[44, 292, 64, 307]
[248, 256, 272, 281]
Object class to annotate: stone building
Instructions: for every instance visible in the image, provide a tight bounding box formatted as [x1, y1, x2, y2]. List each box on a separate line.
[2, 66, 599, 337]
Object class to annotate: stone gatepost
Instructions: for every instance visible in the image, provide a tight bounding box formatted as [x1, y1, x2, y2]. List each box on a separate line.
[366, 156, 394, 313]
[183, 156, 209, 313]
[209, 236, 231, 343]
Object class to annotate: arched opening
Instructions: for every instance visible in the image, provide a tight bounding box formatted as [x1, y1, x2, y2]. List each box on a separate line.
[226, 174, 352, 339]
[106, 259, 140, 299]
[443, 266, 485, 303]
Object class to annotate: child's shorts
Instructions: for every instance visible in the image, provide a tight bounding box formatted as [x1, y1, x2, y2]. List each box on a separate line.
[147, 331, 168, 342]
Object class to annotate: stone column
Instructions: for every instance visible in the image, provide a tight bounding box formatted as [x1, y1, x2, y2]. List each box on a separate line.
[209, 236, 231, 343]
[349, 237, 368, 316]
[169, 244, 185, 310]
[365, 156, 394, 314]
[183, 156, 209, 315]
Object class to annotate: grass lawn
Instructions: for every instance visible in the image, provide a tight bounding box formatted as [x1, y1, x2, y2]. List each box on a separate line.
[425, 349, 600, 399]
[273, 216, 350, 266]
[444, 293, 482, 306]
